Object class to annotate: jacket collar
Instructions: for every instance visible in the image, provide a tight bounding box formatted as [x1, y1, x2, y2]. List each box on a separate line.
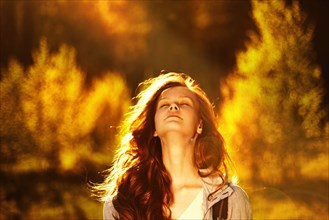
[200, 172, 234, 208]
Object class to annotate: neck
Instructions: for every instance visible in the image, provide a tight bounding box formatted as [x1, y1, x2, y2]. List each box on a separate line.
[160, 134, 200, 189]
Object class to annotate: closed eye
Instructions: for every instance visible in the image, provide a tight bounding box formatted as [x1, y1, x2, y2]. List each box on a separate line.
[180, 102, 190, 106]
[179, 99, 193, 107]
[158, 102, 170, 109]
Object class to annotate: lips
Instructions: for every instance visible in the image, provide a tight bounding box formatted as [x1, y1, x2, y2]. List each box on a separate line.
[165, 114, 182, 120]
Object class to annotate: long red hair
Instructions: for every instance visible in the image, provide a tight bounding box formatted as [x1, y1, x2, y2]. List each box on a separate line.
[93, 72, 230, 220]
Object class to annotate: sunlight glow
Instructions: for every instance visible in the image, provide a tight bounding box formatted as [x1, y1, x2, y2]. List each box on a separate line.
[1, 39, 130, 172]
[218, 0, 327, 188]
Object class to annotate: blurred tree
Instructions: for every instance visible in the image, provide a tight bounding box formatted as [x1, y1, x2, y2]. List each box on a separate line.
[1, 1, 256, 104]
[0, 60, 36, 167]
[219, 0, 328, 184]
[1, 0, 150, 89]
[0, 39, 130, 173]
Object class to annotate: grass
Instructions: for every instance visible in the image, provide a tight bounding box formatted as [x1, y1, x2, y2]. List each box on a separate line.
[0, 170, 103, 220]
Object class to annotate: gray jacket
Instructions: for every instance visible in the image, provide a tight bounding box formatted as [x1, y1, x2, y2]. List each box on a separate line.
[201, 175, 252, 219]
[103, 176, 252, 220]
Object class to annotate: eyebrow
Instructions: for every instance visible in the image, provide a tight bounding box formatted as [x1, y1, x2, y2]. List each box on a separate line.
[158, 96, 194, 101]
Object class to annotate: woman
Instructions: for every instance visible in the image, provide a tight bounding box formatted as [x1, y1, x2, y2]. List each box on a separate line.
[93, 71, 252, 219]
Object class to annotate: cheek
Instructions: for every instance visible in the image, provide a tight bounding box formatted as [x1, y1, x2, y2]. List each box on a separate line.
[154, 111, 161, 129]
[191, 113, 201, 129]
[188, 109, 200, 122]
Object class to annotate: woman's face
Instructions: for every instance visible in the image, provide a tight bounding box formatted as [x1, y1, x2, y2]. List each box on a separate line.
[154, 86, 201, 139]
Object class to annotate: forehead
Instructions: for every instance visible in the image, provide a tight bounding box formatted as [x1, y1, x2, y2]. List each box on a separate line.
[159, 86, 197, 101]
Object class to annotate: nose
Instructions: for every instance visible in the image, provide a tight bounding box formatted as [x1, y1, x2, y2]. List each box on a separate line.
[169, 103, 179, 111]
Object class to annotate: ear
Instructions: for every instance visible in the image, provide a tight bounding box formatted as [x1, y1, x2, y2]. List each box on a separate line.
[197, 121, 203, 134]
[153, 131, 158, 137]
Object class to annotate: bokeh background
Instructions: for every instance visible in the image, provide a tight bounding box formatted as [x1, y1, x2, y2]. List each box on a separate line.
[1, 0, 328, 219]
